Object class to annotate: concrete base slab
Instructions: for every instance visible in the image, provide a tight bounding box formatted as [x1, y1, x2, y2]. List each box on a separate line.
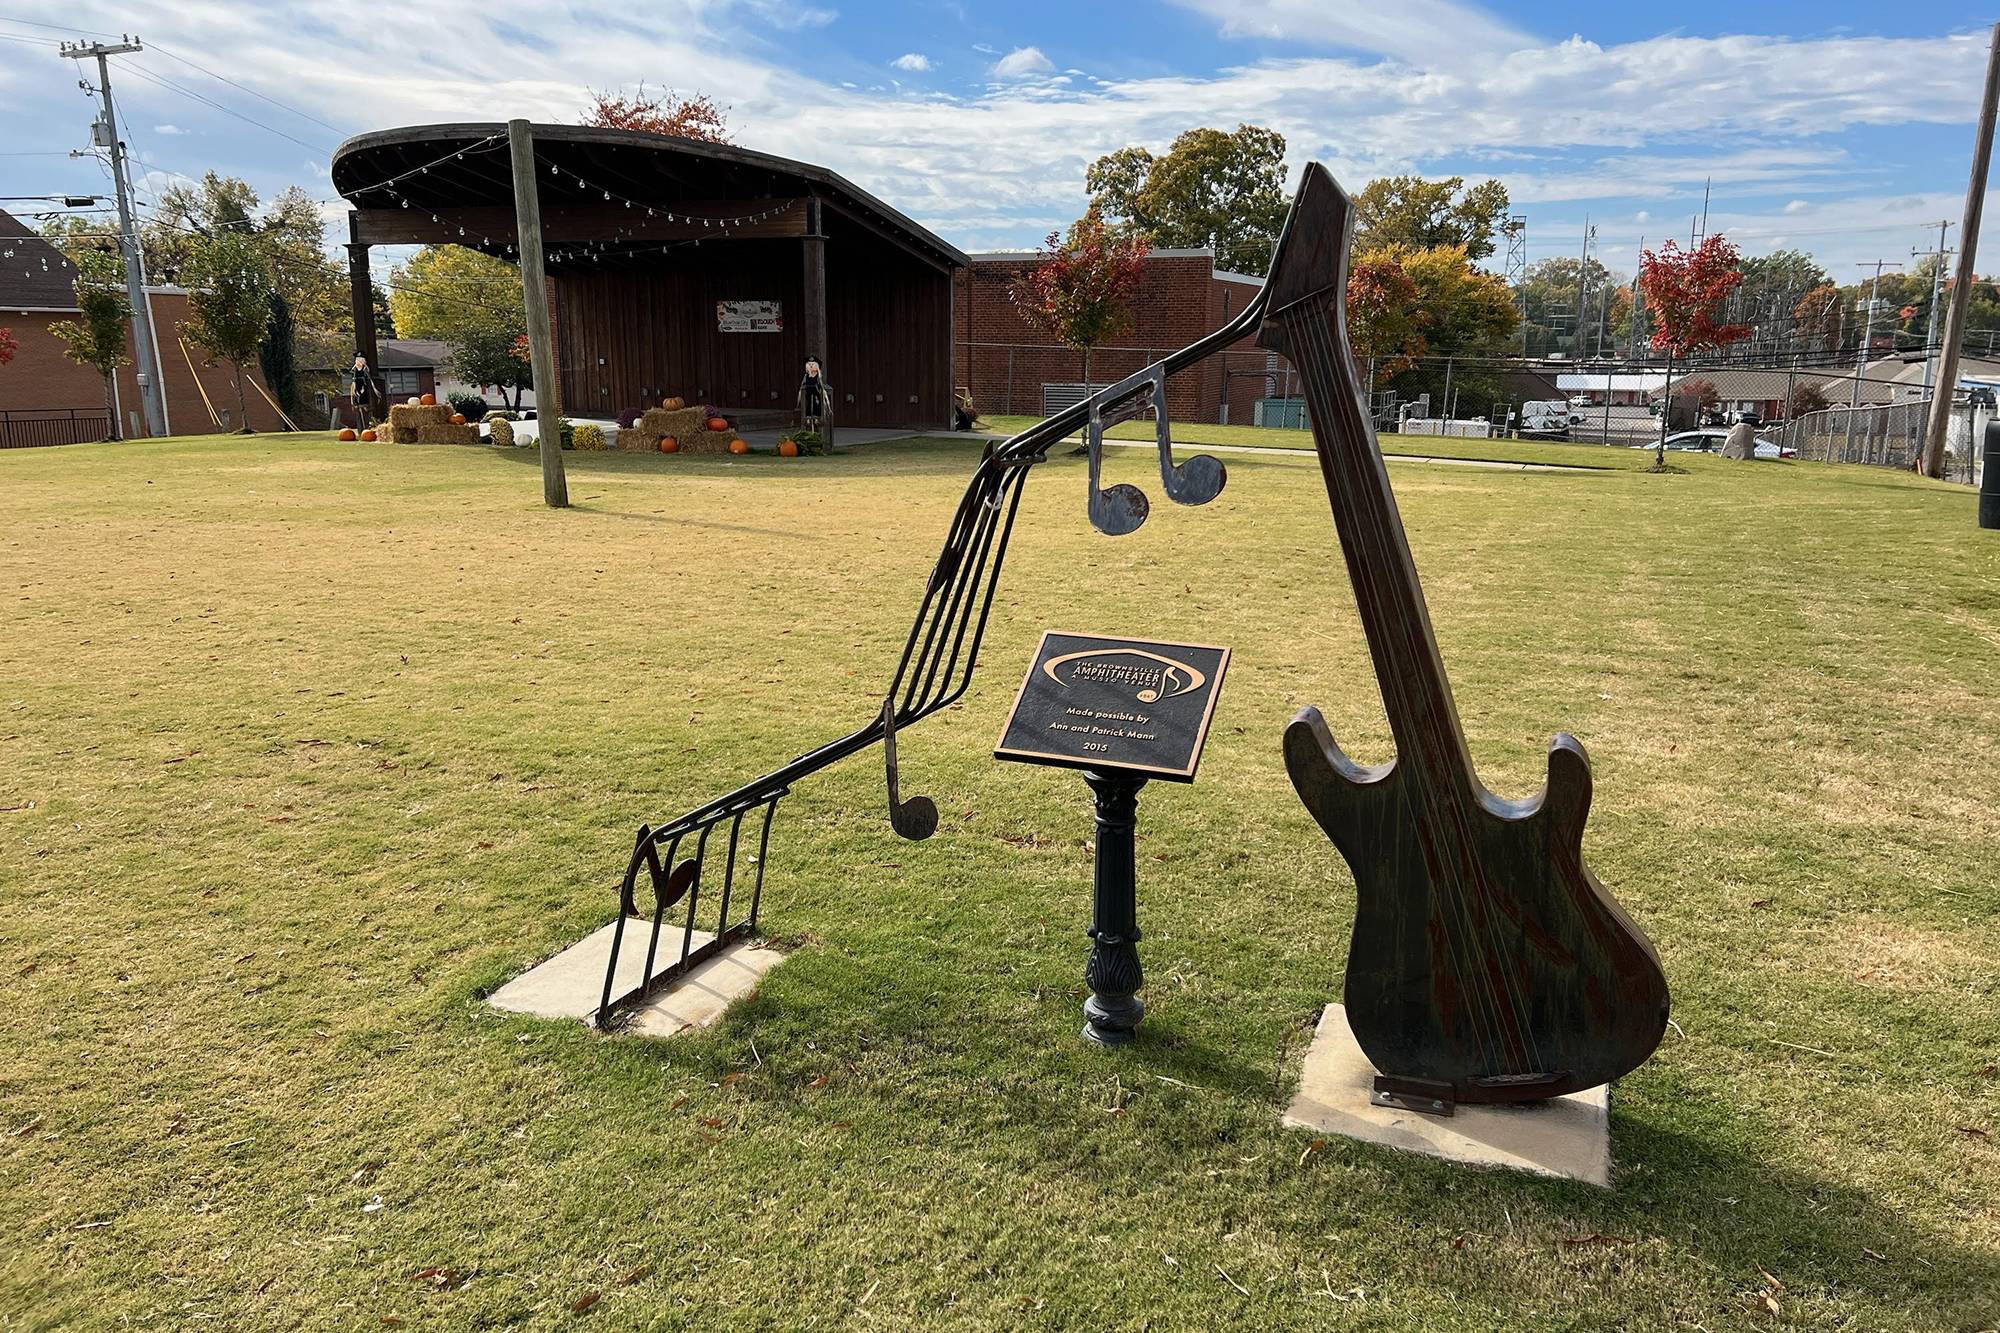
[1283, 1004, 1612, 1187]
[486, 917, 784, 1036]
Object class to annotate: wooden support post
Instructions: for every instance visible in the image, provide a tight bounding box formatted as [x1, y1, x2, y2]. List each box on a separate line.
[345, 215, 384, 426]
[509, 118, 569, 508]
[802, 198, 830, 444]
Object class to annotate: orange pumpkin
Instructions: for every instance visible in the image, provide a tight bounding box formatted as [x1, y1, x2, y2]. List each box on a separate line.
[658, 436, 680, 453]
[449, 413, 467, 425]
[728, 438, 750, 455]
[661, 396, 685, 410]
[359, 429, 378, 442]
[419, 393, 436, 406]
[337, 427, 357, 442]
[706, 416, 730, 432]
[777, 438, 799, 457]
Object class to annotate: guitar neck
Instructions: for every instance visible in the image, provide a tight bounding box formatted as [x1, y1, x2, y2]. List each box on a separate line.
[1259, 168, 1479, 797]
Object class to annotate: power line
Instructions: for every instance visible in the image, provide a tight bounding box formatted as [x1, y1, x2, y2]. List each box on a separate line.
[116, 59, 331, 155]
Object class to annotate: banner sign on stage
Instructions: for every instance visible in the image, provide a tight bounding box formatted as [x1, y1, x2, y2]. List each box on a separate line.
[994, 631, 1230, 782]
[716, 300, 783, 333]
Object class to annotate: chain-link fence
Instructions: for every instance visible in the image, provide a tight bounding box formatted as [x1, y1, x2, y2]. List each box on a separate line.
[1775, 401, 1982, 482]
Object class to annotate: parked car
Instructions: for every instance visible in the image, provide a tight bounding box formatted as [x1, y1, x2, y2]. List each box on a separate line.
[1630, 428, 1795, 459]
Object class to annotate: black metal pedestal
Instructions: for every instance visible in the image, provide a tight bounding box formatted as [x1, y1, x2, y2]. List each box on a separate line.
[1081, 771, 1148, 1046]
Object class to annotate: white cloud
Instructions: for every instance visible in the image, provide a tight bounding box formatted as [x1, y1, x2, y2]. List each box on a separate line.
[1785, 199, 1810, 214]
[990, 46, 1055, 79]
[891, 52, 931, 72]
[1167, 0, 1532, 63]
[8, 0, 1985, 274]
[154, 124, 189, 136]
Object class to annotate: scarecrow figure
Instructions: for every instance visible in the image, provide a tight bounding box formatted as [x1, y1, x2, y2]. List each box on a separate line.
[798, 355, 830, 432]
[351, 353, 377, 429]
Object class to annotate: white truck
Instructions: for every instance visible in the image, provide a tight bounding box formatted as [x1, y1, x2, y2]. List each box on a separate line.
[1518, 399, 1586, 438]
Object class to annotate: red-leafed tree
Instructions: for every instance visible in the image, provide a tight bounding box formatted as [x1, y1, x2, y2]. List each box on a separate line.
[1009, 210, 1149, 385]
[1345, 252, 1426, 385]
[583, 85, 730, 143]
[1638, 235, 1749, 462]
[0, 327, 16, 366]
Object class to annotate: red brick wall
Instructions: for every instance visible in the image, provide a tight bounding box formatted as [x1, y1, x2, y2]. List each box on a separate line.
[1, 290, 286, 438]
[951, 253, 1266, 424]
[0, 312, 108, 414]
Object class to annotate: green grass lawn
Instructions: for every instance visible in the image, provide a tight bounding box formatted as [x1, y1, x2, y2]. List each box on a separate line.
[2, 433, 1996, 1330]
[975, 413, 1648, 470]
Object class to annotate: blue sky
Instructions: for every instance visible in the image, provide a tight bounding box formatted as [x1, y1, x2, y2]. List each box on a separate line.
[3, 1, 1997, 281]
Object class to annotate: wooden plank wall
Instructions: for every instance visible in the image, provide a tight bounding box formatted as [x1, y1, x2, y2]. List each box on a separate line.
[551, 219, 953, 429]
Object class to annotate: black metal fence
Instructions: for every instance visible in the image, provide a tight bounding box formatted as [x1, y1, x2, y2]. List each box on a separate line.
[0, 409, 113, 449]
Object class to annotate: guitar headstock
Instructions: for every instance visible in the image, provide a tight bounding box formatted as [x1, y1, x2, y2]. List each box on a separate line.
[1255, 164, 1357, 388]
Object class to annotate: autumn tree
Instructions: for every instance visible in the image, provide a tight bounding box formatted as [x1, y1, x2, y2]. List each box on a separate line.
[183, 229, 276, 431]
[1361, 242, 1519, 414]
[387, 245, 532, 406]
[1085, 125, 1288, 275]
[1637, 235, 1748, 463]
[1787, 380, 1830, 419]
[583, 84, 730, 143]
[1009, 210, 1148, 385]
[1346, 253, 1426, 385]
[49, 244, 130, 439]
[1353, 175, 1511, 263]
[1673, 377, 1720, 416]
[1793, 283, 1843, 354]
[0, 328, 17, 366]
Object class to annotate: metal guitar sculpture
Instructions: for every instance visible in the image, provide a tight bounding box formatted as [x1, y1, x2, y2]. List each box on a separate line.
[1261, 164, 1669, 1109]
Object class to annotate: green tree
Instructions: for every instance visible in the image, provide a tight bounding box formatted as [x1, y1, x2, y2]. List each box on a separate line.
[1512, 255, 1616, 357]
[49, 244, 130, 440]
[372, 288, 397, 339]
[1353, 175, 1511, 263]
[387, 246, 531, 405]
[183, 230, 275, 431]
[1008, 211, 1149, 384]
[259, 291, 301, 427]
[149, 176, 344, 380]
[1085, 125, 1288, 275]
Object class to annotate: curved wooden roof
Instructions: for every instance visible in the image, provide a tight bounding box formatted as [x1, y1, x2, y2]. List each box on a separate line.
[330, 123, 965, 268]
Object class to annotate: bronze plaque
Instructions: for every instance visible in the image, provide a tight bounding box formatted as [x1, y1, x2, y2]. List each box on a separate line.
[994, 631, 1230, 782]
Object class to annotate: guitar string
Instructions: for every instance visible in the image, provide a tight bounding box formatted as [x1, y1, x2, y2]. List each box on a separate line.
[1289, 300, 1509, 1077]
[1296, 294, 1547, 1081]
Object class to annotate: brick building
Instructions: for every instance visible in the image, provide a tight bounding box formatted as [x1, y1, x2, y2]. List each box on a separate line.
[0, 209, 285, 445]
[953, 248, 1279, 425]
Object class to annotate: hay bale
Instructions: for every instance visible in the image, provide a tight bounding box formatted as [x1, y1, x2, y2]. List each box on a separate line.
[389, 403, 452, 430]
[390, 425, 418, 444]
[414, 423, 481, 446]
[681, 428, 740, 454]
[637, 406, 705, 447]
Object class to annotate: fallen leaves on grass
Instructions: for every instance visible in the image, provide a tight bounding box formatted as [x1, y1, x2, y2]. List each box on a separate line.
[617, 1264, 652, 1287]
[1561, 1233, 1632, 1248]
[806, 1075, 829, 1090]
[570, 1290, 600, 1314]
[1297, 1138, 1325, 1167]
[1956, 1125, 1990, 1140]
[13, 1115, 43, 1138]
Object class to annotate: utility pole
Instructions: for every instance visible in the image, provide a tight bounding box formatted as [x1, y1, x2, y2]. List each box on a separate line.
[1924, 21, 2000, 478]
[59, 37, 164, 439]
[1847, 259, 1901, 459]
[1914, 221, 1955, 402]
[1575, 216, 1593, 360]
[507, 119, 568, 508]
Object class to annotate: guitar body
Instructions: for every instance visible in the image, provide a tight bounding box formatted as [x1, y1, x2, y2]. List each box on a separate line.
[1262, 165, 1669, 1104]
